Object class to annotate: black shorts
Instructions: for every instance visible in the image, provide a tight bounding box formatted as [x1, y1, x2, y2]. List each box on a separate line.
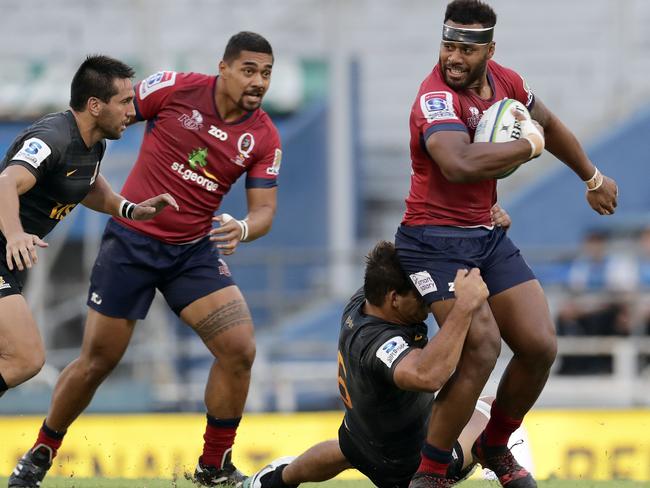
[395, 224, 536, 305]
[339, 422, 417, 488]
[338, 423, 467, 488]
[0, 255, 26, 299]
[87, 219, 236, 320]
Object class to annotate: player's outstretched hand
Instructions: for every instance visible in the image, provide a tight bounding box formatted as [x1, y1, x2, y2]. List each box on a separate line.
[586, 174, 618, 215]
[132, 193, 179, 220]
[5, 232, 48, 271]
[209, 214, 242, 255]
[453, 268, 489, 313]
[490, 203, 512, 229]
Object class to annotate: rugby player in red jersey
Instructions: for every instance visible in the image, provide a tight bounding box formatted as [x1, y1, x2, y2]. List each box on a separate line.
[394, 2, 618, 488]
[11, 32, 281, 488]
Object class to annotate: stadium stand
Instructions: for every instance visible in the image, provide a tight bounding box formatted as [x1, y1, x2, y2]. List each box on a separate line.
[1, 0, 650, 414]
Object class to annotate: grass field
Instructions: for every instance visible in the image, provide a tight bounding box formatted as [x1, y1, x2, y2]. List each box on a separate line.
[0, 478, 647, 488]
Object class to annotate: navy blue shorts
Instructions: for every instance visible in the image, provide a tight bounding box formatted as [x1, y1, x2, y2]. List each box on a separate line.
[87, 219, 236, 320]
[395, 224, 535, 305]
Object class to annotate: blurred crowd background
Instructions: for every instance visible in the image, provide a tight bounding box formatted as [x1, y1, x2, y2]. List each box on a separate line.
[2, 0, 650, 414]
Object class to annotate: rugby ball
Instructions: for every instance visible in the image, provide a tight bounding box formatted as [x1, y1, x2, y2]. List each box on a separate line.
[473, 98, 530, 179]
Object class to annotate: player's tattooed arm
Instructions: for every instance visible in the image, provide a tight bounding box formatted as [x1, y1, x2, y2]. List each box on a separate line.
[191, 298, 252, 342]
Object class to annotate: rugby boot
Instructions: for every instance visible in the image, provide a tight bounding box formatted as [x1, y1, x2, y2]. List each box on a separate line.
[445, 442, 477, 482]
[243, 456, 296, 488]
[472, 433, 537, 488]
[194, 449, 246, 487]
[8, 445, 53, 488]
[446, 456, 477, 483]
[408, 473, 457, 488]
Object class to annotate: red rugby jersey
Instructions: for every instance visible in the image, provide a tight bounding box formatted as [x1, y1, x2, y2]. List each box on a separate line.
[403, 60, 533, 227]
[116, 71, 282, 243]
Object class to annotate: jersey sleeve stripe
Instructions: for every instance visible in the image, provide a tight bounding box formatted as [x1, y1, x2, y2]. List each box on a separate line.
[7, 160, 41, 178]
[245, 177, 278, 189]
[526, 95, 536, 112]
[424, 123, 468, 140]
[133, 96, 144, 122]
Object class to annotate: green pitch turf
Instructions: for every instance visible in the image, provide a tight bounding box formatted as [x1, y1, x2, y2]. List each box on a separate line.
[0, 478, 647, 488]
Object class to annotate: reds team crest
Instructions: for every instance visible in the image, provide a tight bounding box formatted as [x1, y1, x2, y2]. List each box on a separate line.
[231, 133, 255, 167]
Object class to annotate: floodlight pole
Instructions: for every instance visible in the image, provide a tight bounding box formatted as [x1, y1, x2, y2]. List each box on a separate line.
[327, 0, 355, 298]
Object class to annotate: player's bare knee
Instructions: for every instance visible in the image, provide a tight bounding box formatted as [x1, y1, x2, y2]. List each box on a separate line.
[517, 331, 557, 372]
[220, 339, 256, 372]
[17, 347, 46, 382]
[80, 353, 121, 384]
[533, 333, 557, 369]
[465, 313, 501, 368]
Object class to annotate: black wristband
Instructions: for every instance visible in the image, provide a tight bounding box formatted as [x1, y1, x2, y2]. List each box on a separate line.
[119, 199, 137, 220]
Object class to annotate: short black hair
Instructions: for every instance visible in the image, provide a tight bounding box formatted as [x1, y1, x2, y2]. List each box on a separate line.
[223, 31, 273, 64]
[364, 241, 415, 307]
[445, 0, 497, 28]
[70, 55, 135, 111]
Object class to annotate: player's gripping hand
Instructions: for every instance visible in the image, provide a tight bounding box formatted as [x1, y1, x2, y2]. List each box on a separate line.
[132, 193, 179, 220]
[452, 268, 489, 313]
[586, 174, 618, 215]
[5, 232, 48, 271]
[490, 203, 512, 229]
[512, 107, 545, 158]
[209, 213, 244, 255]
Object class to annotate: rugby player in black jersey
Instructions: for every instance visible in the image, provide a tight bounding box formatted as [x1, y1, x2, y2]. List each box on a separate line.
[244, 232, 514, 488]
[0, 55, 177, 398]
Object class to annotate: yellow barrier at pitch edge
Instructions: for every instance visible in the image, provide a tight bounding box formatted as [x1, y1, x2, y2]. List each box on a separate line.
[1, 409, 649, 481]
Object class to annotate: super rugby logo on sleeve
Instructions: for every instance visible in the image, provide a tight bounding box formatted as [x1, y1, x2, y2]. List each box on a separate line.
[522, 77, 534, 107]
[266, 148, 282, 176]
[409, 271, 438, 296]
[11, 137, 52, 168]
[139, 71, 177, 99]
[420, 91, 457, 123]
[376, 336, 409, 368]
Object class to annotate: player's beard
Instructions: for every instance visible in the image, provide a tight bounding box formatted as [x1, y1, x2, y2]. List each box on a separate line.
[441, 56, 488, 91]
[237, 92, 264, 112]
[103, 125, 125, 140]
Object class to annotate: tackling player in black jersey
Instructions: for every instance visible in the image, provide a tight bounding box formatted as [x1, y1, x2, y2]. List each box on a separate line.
[243, 237, 506, 488]
[0, 55, 177, 398]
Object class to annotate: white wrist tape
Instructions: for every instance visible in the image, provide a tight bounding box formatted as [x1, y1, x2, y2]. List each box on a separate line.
[522, 137, 536, 160]
[220, 213, 249, 241]
[520, 119, 544, 158]
[584, 167, 604, 191]
[119, 199, 137, 220]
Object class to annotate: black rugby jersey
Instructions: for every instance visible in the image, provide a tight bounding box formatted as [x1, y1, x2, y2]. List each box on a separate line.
[0, 110, 105, 241]
[338, 288, 433, 475]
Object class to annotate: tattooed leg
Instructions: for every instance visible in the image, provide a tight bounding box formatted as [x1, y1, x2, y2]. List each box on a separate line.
[180, 286, 256, 417]
[192, 299, 251, 342]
